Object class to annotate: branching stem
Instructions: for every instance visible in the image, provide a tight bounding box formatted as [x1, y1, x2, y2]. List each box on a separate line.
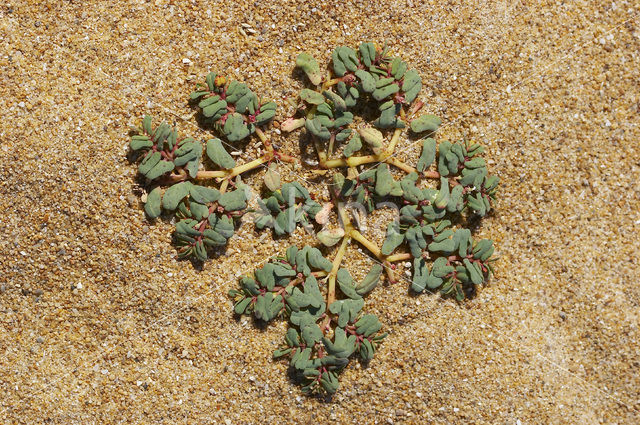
[327, 234, 350, 308]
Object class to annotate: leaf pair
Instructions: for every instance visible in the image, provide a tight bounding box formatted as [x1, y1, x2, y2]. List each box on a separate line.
[255, 182, 322, 236]
[336, 264, 383, 299]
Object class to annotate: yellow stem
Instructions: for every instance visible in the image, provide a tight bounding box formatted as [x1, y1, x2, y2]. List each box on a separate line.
[219, 179, 229, 194]
[255, 127, 272, 152]
[227, 155, 270, 178]
[195, 170, 227, 179]
[385, 157, 416, 174]
[386, 252, 412, 262]
[349, 229, 400, 283]
[349, 229, 381, 258]
[196, 155, 270, 181]
[386, 127, 403, 155]
[323, 77, 342, 90]
[326, 234, 350, 308]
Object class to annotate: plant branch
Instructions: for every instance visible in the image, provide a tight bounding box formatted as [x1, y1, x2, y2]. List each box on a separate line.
[386, 252, 412, 262]
[326, 234, 350, 308]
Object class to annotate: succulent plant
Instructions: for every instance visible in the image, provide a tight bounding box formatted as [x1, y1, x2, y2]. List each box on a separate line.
[128, 43, 499, 396]
[128, 74, 294, 261]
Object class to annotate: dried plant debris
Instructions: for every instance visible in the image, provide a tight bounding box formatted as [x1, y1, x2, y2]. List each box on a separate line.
[128, 43, 499, 395]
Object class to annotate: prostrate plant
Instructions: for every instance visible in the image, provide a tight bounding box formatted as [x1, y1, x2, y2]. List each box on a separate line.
[128, 42, 499, 396]
[128, 76, 294, 261]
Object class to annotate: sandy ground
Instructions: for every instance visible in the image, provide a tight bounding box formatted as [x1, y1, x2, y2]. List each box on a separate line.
[1, 0, 640, 423]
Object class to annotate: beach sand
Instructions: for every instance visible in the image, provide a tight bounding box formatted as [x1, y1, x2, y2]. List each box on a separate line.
[1, 0, 639, 423]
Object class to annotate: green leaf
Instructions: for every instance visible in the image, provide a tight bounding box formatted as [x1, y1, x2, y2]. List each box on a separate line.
[447, 184, 464, 212]
[145, 160, 174, 180]
[401, 69, 422, 103]
[356, 264, 382, 296]
[322, 90, 347, 112]
[372, 83, 399, 101]
[273, 348, 292, 358]
[144, 187, 162, 218]
[374, 164, 394, 196]
[264, 163, 280, 191]
[428, 235, 455, 254]
[390, 57, 407, 79]
[223, 113, 252, 142]
[416, 138, 437, 172]
[296, 53, 322, 85]
[332, 46, 358, 76]
[199, 94, 221, 109]
[359, 128, 384, 154]
[191, 90, 210, 101]
[210, 214, 235, 238]
[307, 247, 332, 272]
[162, 181, 192, 210]
[206, 138, 236, 169]
[300, 89, 325, 105]
[317, 228, 345, 247]
[412, 257, 429, 292]
[142, 115, 152, 134]
[305, 117, 331, 141]
[275, 206, 296, 235]
[301, 322, 323, 346]
[193, 240, 207, 261]
[434, 177, 450, 209]
[190, 201, 209, 220]
[138, 151, 161, 176]
[431, 257, 454, 278]
[234, 297, 252, 315]
[320, 371, 340, 394]
[355, 314, 382, 337]
[329, 299, 364, 327]
[255, 102, 276, 125]
[473, 239, 494, 261]
[203, 229, 226, 246]
[337, 268, 362, 299]
[410, 114, 441, 133]
[355, 69, 376, 93]
[452, 228, 472, 257]
[202, 99, 227, 120]
[358, 42, 376, 66]
[381, 223, 404, 255]
[322, 327, 356, 359]
[464, 259, 483, 285]
[205, 72, 218, 91]
[130, 135, 153, 151]
[219, 189, 247, 211]
[359, 338, 375, 362]
[190, 185, 220, 204]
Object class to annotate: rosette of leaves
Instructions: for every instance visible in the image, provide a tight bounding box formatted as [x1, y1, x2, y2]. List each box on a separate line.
[229, 246, 332, 322]
[435, 140, 499, 216]
[255, 182, 323, 236]
[144, 180, 249, 261]
[302, 94, 354, 147]
[287, 43, 440, 158]
[331, 163, 403, 212]
[411, 236, 496, 300]
[331, 44, 423, 129]
[190, 72, 277, 142]
[229, 247, 386, 394]
[129, 116, 202, 181]
[130, 116, 253, 261]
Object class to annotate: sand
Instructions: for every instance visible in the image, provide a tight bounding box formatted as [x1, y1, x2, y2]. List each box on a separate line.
[1, 0, 639, 423]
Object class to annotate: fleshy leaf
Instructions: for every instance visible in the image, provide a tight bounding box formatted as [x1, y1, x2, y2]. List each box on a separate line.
[206, 138, 236, 169]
